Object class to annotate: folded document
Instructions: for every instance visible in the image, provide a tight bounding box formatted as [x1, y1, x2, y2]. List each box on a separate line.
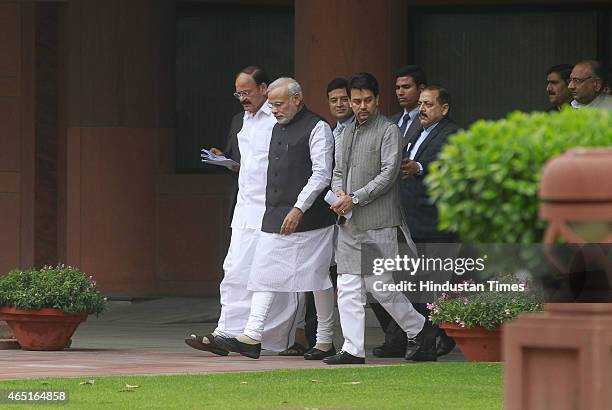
[201, 149, 239, 170]
[324, 190, 352, 220]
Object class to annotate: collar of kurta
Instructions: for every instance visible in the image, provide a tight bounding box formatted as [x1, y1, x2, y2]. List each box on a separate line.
[244, 100, 273, 120]
[355, 109, 380, 129]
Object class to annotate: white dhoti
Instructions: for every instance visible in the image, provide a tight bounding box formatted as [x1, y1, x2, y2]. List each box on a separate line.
[244, 225, 336, 345]
[336, 221, 425, 358]
[247, 226, 335, 292]
[215, 227, 303, 352]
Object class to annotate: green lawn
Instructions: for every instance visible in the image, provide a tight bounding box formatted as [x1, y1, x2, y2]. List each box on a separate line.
[0, 363, 502, 409]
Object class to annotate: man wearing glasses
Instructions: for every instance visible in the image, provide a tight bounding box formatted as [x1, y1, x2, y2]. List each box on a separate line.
[569, 60, 612, 111]
[186, 66, 302, 356]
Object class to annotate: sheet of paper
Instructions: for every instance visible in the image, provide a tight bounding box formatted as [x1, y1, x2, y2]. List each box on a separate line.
[324, 190, 352, 219]
[201, 149, 239, 170]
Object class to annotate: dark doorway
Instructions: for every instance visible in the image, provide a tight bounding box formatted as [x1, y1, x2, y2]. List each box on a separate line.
[35, 1, 61, 268]
[175, 2, 294, 172]
[409, 5, 611, 128]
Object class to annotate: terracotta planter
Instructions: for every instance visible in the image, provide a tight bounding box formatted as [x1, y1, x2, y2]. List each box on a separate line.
[0, 307, 87, 351]
[440, 322, 502, 362]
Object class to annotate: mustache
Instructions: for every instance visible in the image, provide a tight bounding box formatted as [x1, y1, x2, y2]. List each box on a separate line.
[241, 99, 252, 106]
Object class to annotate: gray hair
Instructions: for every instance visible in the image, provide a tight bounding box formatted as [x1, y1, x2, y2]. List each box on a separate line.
[268, 77, 303, 97]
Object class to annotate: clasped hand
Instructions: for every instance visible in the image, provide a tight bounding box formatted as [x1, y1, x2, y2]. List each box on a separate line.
[330, 191, 353, 216]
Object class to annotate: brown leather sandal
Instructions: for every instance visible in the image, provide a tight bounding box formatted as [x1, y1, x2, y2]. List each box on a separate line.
[184, 333, 229, 356]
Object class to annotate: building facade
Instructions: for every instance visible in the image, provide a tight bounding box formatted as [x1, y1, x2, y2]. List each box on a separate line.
[0, 0, 609, 297]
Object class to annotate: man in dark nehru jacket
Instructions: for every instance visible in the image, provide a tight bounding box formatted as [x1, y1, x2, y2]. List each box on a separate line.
[217, 77, 338, 360]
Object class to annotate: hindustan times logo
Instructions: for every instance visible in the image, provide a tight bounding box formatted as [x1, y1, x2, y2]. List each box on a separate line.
[372, 255, 488, 276]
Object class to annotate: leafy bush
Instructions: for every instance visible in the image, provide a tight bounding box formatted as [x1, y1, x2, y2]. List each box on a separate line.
[0, 265, 106, 315]
[428, 274, 543, 330]
[427, 108, 612, 243]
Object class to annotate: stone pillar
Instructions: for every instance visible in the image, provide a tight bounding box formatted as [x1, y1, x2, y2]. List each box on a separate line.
[504, 149, 612, 409]
[61, 0, 175, 297]
[294, 0, 408, 122]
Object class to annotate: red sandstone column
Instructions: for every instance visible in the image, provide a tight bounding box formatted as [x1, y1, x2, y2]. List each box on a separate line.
[61, 0, 175, 297]
[294, 0, 408, 122]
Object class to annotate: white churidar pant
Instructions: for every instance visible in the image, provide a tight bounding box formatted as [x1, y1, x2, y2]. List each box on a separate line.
[215, 227, 303, 352]
[335, 221, 424, 358]
[244, 287, 335, 345]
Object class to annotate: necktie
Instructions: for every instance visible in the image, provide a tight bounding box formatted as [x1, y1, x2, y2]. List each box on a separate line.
[398, 112, 410, 136]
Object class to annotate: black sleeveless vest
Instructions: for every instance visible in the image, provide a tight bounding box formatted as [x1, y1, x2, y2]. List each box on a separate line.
[261, 107, 336, 233]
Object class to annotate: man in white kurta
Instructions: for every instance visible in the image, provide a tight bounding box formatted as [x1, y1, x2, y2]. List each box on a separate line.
[187, 68, 301, 354]
[216, 78, 337, 360]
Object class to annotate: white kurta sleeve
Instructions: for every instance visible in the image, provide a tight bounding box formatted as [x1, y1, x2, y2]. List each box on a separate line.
[293, 120, 334, 212]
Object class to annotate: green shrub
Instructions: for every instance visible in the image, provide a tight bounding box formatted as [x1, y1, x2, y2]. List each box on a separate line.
[0, 265, 106, 315]
[428, 274, 543, 330]
[426, 108, 612, 243]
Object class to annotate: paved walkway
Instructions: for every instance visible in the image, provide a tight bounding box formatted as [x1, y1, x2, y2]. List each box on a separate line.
[0, 298, 464, 380]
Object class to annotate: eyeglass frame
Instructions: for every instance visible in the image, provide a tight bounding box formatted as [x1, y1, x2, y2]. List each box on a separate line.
[568, 76, 599, 85]
[233, 89, 254, 99]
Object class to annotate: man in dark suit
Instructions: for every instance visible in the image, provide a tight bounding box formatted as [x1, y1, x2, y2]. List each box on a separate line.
[373, 85, 459, 360]
[400, 85, 459, 236]
[390, 65, 427, 150]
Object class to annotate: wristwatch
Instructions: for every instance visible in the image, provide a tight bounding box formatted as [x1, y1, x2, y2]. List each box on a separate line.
[350, 193, 359, 205]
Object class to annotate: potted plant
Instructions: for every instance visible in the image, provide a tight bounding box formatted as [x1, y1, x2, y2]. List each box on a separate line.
[0, 265, 106, 351]
[428, 273, 543, 362]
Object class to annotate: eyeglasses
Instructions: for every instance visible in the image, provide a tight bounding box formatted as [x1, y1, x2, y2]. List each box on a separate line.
[233, 89, 253, 99]
[568, 76, 597, 85]
[267, 101, 285, 109]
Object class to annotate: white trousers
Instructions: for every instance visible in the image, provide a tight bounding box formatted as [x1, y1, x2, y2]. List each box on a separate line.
[337, 273, 425, 358]
[215, 228, 302, 352]
[245, 288, 335, 345]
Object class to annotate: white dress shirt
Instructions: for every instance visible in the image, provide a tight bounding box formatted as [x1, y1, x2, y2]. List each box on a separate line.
[408, 121, 439, 160]
[231, 102, 276, 229]
[407, 121, 440, 174]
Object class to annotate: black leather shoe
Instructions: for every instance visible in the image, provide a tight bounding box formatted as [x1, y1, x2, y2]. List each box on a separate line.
[405, 332, 424, 360]
[304, 346, 336, 360]
[411, 341, 438, 362]
[436, 335, 456, 357]
[215, 336, 261, 359]
[372, 343, 406, 358]
[323, 350, 365, 365]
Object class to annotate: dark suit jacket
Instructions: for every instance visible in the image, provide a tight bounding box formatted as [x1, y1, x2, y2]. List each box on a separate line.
[390, 110, 423, 150]
[400, 117, 459, 240]
[225, 112, 243, 218]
